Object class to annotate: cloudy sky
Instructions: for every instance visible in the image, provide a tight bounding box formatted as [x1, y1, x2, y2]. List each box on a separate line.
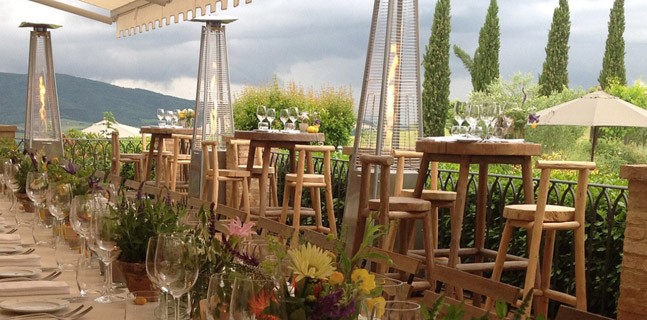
[1, 0, 646, 106]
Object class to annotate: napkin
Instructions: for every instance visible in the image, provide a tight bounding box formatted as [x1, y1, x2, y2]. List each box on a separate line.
[0, 280, 69, 296]
[0, 254, 41, 267]
[0, 234, 21, 244]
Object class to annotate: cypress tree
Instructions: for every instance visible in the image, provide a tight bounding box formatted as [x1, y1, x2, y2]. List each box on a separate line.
[422, 0, 451, 137]
[452, 45, 476, 89]
[472, 0, 500, 92]
[599, 0, 626, 89]
[538, 0, 571, 96]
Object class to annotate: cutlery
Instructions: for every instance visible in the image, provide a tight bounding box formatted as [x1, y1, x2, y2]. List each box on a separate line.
[6, 228, 18, 234]
[0, 271, 62, 282]
[0, 248, 36, 256]
[7, 305, 93, 320]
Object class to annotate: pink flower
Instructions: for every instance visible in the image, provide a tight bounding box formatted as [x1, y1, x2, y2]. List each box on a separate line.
[226, 217, 256, 238]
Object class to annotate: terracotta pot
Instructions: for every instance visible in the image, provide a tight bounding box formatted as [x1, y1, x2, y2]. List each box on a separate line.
[15, 193, 35, 212]
[115, 260, 152, 292]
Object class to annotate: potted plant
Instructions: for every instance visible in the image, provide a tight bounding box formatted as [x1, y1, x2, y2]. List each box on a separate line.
[110, 187, 187, 292]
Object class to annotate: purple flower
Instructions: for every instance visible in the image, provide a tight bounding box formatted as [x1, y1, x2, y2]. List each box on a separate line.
[311, 290, 356, 320]
[63, 161, 78, 175]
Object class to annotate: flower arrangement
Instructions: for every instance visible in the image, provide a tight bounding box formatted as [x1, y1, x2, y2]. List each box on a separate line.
[45, 158, 101, 196]
[178, 108, 195, 127]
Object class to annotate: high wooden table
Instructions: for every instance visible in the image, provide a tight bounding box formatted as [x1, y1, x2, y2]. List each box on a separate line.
[413, 139, 541, 272]
[140, 126, 193, 186]
[233, 130, 325, 217]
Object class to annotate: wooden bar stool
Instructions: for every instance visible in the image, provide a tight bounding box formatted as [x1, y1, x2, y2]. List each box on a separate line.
[201, 141, 251, 215]
[166, 134, 193, 192]
[486, 160, 596, 316]
[352, 154, 435, 289]
[279, 144, 336, 245]
[227, 139, 279, 207]
[110, 131, 144, 181]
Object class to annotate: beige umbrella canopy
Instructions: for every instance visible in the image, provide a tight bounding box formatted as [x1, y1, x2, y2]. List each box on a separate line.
[29, 0, 253, 36]
[534, 90, 647, 160]
[82, 120, 140, 138]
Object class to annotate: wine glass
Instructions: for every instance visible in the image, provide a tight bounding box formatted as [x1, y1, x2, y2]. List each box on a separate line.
[166, 110, 175, 127]
[90, 201, 123, 303]
[266, 108, 276, 131]
[70, 195, 95, 263]
[454, 102, 467, 127]
[146, 236, 171, 320]
[256, 106, 267, 129]
[229, 277, 286, 320]
[155, 234, 199, 320]
[480, 103, 497, 138]
[47, 183, 72, 236]
[173, 110, 180, 127]
[288, 107, 299, 127]
[26, 172, 48, 209]
[279, 109, 289, 131]
[4, 161, 21, 220]
[157, 108, 166, 127]
[465, 104, 481, 137]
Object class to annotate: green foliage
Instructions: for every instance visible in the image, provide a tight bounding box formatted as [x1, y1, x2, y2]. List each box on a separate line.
[233, 78, 356, 147]
[598, 0, 626, 89]
[538, 0, 571, 96]
[452, 46, 475, 88]
[111, 190, 187, 263]
[422, 0, 452, 137]
[473, 0, 500, 92]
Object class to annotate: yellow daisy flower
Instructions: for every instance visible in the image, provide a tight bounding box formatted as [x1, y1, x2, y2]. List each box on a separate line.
[287, 243, 336, 282]
[367, 296, 386, 318]
[351, 269, 376, 294]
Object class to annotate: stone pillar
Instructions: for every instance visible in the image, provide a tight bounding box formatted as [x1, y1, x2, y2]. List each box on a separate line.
[0, 125, 17, 139]
[618, 165, 647, 319]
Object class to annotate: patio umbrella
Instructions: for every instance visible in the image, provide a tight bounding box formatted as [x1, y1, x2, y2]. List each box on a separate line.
[81, 120, 141, 138]
[534, 90, 647, 160]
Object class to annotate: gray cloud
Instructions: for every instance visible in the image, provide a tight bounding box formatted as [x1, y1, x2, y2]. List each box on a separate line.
[1, 0, 647, 106]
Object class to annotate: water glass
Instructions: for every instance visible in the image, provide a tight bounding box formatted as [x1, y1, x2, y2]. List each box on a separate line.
[56, 226, 82, 271]
[125, 291, 160, 320]
[381, 301, 422, 319]
[205, 273, 235, 320]
[32, 216, 55, 247]
[76, 256, 103, 297]
[258, 121, 269, 131]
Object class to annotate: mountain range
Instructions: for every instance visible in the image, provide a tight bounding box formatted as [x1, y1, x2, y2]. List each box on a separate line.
[0, 72, 194, 132]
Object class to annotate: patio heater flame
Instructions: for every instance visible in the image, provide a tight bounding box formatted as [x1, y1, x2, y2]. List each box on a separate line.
[188, 15, 237, 198]
[20, 22, 63, 158]
[38, 76, 47, 128]
[343, 0, 421, 248]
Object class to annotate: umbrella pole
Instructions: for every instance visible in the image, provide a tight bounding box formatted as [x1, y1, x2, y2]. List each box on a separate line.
[590, 126, 599, 161]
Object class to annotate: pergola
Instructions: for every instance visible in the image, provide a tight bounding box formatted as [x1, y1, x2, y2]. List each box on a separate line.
[29, 0, 252, 36]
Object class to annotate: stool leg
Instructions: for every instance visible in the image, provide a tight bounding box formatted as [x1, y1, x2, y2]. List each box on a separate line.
[291, 182, 304, 247]
[537, 229, 556, 316]
[486, 221, 514, 310]
[280, 182, 291, 223]
[270, 174, 279, 207]
[574, 223, 587, 310]
[241, 178, 250, 215]
[422, 212, 436, 291]
[324, 173, 337, 236]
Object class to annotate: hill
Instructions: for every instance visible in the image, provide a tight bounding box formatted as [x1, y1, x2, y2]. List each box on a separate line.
[0, 72, 194, 131]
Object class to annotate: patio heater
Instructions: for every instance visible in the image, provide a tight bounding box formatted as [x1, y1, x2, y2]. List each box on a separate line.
[342, 0, 422, 247]
[21, 22, 64, 158]
[188, 15, 237, 198]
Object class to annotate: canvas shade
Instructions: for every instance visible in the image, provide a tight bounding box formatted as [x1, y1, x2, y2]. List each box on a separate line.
[81, 120, 141, 138]
[29, 0, 253, 37]
[534, 90, 647, 160]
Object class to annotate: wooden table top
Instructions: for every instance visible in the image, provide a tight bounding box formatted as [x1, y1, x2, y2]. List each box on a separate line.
[416, 139, 541, 157]
[234, 130, 325, 143]
[140, 126, 193, 135]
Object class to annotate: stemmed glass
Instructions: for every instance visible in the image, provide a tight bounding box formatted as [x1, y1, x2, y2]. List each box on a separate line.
[256, 106, 267, 130]
[454, 102, 467, 127]
[90, 201, 123, 303]
[26, 172, 48, 210]
[279, 109, 289, 131]
[47, 183, 72, 237]
[289, 107, 299, 130]
[155, 234, 199, 320]
[70, 195, 95, 263]
[480, 103, 497, 139]
[229, 277, 286, 319]
[205, 273, 235, 320]
[3, 161, 20, 219]
[166, 110, 175, 127]
[465, 104, 481, 137]
[381, 301, 422, 319]
[157, 108, 166, 127]
[146, 236, 171, 320]
[266, 108, 276, 131]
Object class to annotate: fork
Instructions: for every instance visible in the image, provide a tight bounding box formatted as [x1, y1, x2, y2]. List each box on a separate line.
[1, 248, 36, 256]
[6, 228, 18, 234]
[7, 305, 93, 320]
[0, 271, 62, 282]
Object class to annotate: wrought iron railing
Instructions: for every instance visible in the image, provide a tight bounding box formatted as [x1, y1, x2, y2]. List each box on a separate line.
[52, 137, 622, 317]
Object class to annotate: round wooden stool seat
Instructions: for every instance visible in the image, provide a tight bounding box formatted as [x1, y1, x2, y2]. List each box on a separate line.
[219, 169, 251, 178]
[369, 196, 431, 212]
[401, 189, 457, 202]
[503, 204, 575, 222]
[238, 164, 276, 175]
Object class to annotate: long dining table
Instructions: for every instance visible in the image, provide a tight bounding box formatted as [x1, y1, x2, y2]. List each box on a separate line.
[413, 138, 542, 272]
[0, 197, 127, 319]
[233, 130, 325, 218]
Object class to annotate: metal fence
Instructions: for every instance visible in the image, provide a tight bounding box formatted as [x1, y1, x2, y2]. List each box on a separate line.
[58, 137, 622, 317]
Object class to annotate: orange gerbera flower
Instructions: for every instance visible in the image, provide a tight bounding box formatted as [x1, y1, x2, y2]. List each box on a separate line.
[248, 289, 280, 320]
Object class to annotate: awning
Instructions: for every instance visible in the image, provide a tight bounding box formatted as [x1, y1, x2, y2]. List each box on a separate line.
[29, 0, 253, 37]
